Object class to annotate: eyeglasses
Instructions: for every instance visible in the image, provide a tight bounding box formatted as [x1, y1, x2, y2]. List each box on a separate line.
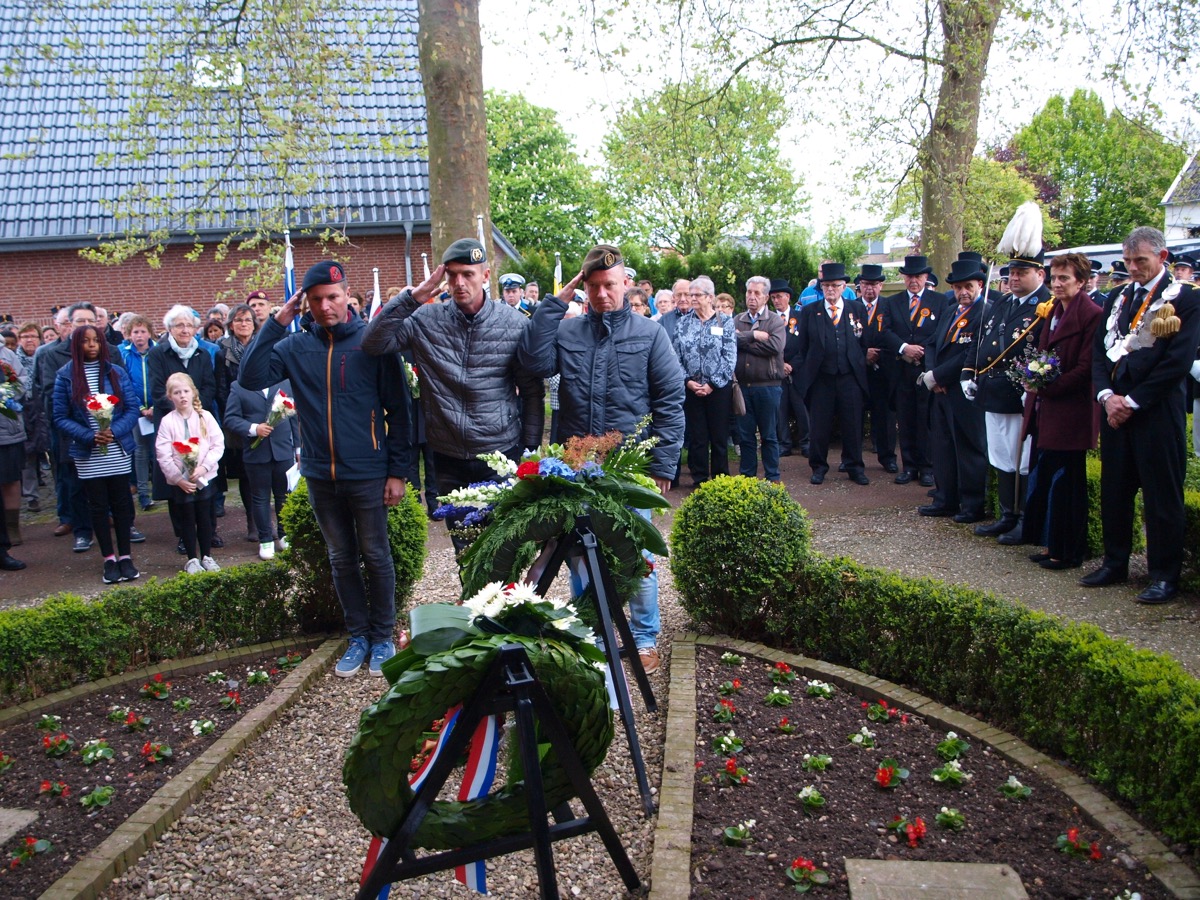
[687, 291, 709, 298]
[169, 322, 195, 330]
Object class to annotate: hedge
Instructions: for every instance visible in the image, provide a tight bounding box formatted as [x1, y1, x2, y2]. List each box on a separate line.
[673, 478, 1200, 845]
[0, 561, 296, 705]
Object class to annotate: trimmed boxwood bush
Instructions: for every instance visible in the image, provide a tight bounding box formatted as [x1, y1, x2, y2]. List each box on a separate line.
[672, 477, 1200, 844]
[670, 476, 808, 636]
[279, 478, 428, 633]
[0, 561, 295, 705]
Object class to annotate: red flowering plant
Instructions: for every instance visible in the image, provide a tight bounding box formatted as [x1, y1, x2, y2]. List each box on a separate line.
[777, 716, 797, 735]
[8, 836, 51, 869]
[140, 672, 172, 700]
[141, 741, 173, 765]
[1057, 827, 1102, 860]
[277, 651, 304, 671]
[715, 756, 749, 786]
[769, 661, 798, 685]
[84, 393, 119, 453]
[712, 697, 736, 723]
[171, 438, 201, 478]
[219, 690, 242, 713]
[38, 780, 69, 799]
[874, 757, 909, 789]
[0, 751, 14, 772]
[42, 733, 73, 757]
[864, 698, 903, 723]
[785, 856, 830, 893]
[123, 710, 150, 732]
[717, 678, 742, 697]
[887, 815, 927, 847]
[250, 390, 296, 449]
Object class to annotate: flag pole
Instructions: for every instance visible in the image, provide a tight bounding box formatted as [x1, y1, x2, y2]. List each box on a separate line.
[282, 228, 299, 332]
[370, 266, 382, 319]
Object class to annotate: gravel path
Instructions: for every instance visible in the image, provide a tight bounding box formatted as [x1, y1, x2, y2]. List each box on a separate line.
[103, 541, 686, 899]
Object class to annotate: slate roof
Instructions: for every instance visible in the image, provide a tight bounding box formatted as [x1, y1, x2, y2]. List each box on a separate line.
[1163, 153, 1200, 207]
[0, 0, 430, 249]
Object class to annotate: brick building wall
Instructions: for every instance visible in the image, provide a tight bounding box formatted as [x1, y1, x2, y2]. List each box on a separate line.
[0, 232, 434, 328]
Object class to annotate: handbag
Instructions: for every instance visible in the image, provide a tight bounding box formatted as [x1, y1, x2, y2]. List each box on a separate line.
[730, 377, 747, 417]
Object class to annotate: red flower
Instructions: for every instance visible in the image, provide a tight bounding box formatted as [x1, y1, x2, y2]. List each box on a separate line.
[875, 766, 894, 788]
[106, 395, 119, 405]
[901, 714, 909, 724]
[39, 780, 50, 792]
[725, 758, 738, 775]
[791, 857, 815, 872]
[86, 399, 102, 411]
[125, 711, 137, 723]
[515, 460, 540, 479]
[779, 717, 789, 727]
[739, 774, 748, 783]
[1067, 827, 1079, 844]
[732, 679, 741, 690]
[775, 662, 791, 673]
[188, 436, 200, 445]
[878, 699, 888, 707]
[171, 441, 194, 454]
[861, 701, 869, 709]
[153, 673, 163, 683]
[282, 398, 295, 410]
[694, 761, 703, 769]
[1090, 842, 1101, 860]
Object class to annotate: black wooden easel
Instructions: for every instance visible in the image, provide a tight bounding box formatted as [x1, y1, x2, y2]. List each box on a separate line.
[529, 515, 658, 816]
[356, 644, 640, 900]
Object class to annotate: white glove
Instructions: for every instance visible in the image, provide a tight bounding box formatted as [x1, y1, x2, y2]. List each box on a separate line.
[1190, 360, 1200, 382]
[960, 379, 978, 400]
[917, 371, 936, 391]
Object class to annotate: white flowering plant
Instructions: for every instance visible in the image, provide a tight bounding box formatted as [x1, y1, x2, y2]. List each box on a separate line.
[722, 818, 755, 846]
[849, 726, 876, 748]
[797, 785, 826, 815]
[711, 730, 744, 755]
[931, 759, 973, 786]
[936, 731, 970, 761]
[801, 753, 832, 772]
[999, 774, 1032, 800]
[763, 686, 793, 707]
[936, 806, 967, 830]
[719, 651, 744, 666]
[805, 679, 834, 699]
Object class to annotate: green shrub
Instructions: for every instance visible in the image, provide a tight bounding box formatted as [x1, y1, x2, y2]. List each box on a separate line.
[279, 478, 428, 633]
[671, 476, 808, 636]
[0, 561, 295, 705]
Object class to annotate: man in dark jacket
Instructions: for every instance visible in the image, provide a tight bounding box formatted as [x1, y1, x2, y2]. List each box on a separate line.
[363, 237, 543, 543]
[734, 275, 786, 480]
[771, 279, 809, 458]
[520, 244, 684, 673]
[240, 261, 412, 678]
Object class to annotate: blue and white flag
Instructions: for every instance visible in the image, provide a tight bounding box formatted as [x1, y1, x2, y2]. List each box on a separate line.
[283, 229, 300, 332]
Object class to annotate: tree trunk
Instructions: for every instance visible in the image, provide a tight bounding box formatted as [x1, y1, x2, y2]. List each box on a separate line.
[920, 0, 1003, 278]
[418, 0, 492, 265]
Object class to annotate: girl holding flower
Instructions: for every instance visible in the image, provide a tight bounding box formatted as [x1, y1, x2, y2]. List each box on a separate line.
[155, 372, 224, 574]
[52, 325, 140, 584]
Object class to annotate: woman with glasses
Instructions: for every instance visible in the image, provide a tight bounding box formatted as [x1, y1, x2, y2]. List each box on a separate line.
[672, 276, 736, 486]
[147, 305, 220, 544]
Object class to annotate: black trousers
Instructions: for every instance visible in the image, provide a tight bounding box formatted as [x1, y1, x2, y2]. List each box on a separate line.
[866, 365, 896, 465]
[894, 364, 932, 475]
[929, 389, 987, 515]
[1024, 448, 1088, 563]
[1099, 401, 1187, 582]
[82, 473, 135, 558]
[777, 377, 809, 451]
[243, 459, 291, 543]
[171, 483, 215, 560]
[807, 372, 864, 476]
[684, 383, 732, 483]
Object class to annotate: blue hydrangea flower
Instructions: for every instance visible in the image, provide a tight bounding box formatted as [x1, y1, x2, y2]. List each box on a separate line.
[538, 458, 576, 480]
[577, 461, 605, 482]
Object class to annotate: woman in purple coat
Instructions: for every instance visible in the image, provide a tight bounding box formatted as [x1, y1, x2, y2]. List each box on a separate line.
[1021, 253, 1104, 569]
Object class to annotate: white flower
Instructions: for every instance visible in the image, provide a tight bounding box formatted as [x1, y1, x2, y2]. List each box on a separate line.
[768, 687, 790, 696]
[940, 806, 950, 814]
[803, 753, 812, 761]
[1006, 775, 1023, 789]
[860, 726, 875, 738]
[743, 818, 756, 829]
[798, 786, 815, 799]
[851, 734, 864, 744]
[946, 731, 957, 740]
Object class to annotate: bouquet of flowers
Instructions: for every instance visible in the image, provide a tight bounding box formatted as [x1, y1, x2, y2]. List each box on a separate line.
[1007, 346, 1061, 392]
[250, 390, 297, 449]
[0, 362, 22, 421]
[85, 393, 120, 453]
[171, 437, 201, 478]
[403, 359, 420, 400]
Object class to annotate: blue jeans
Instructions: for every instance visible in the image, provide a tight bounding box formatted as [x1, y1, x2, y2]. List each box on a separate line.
[306, 477, 396, 644]
[738, 384, 782, 480]
[570, 507, 660, 650]
[134, 430, 153, 507]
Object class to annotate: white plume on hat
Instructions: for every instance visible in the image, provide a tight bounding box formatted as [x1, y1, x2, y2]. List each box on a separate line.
[997, 201, 1043, 258]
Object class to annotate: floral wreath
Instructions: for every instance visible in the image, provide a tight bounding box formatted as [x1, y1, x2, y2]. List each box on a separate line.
[343, 583, 613, 849]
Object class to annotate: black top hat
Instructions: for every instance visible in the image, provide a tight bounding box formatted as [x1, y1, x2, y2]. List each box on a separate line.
[1007, 248, 1045, 269]
[817, 262, 849, 283]
[945, 259, 987, 284]
[768, 278, 794, 298]
[898, 255, 933, 276]
[854, 264, 886, 284]
[956, 251, 987, 266]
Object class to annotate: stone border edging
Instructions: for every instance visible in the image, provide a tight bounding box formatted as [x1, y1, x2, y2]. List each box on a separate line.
[650, 633, 1200, 900]
[36, 635, 345, 900]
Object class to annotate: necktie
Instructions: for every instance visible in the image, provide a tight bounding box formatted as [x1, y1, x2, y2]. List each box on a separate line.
[909, 294, 919, 321]
[829, 304, 840, 326]
[866, 301, 876, 322]
[1127, 286, 1149, 332]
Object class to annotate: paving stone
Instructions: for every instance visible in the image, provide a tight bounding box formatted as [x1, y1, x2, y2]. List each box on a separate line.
[0, 806, 38, 845]
[845, 859, 1029, 898]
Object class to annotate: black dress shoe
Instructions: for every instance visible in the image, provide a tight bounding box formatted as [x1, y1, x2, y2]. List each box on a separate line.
[810, 472, 825, 485]
[883, 461, 899, 474]
[0, 551, 26, 571]
[837, 462, 847, 472]
[1079, 565, 1128, 587]
[894, 471, 916, 485]
[918, 473, 935, 487]
[1136, 581, 1178, 604]
[918, 504, 954, 517]
[975, 517, 1018, 537]
[1029, 552, 1051, 563]
[780, 449, 793, 457]
[1039, 558, 1081, 571]
[953, 511, 986, 524]
[851, 473, 870, 485]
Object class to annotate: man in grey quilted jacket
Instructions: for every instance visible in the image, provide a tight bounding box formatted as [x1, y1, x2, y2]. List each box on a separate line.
[363, 238, 543, 545]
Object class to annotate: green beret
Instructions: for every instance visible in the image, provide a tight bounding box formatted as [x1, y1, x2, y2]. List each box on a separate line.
[442, 238, 487, 266]
[581, 244, 623, 279]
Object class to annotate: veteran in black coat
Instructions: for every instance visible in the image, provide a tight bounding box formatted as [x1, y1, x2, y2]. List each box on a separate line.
[858, 265, 897, 472]
[878, 255, 948, 485]
[916, 260, 989, 522]
[1083, 229, 1200, 603]
[794, 264, 870, 485]
[770, 279, 809, 456]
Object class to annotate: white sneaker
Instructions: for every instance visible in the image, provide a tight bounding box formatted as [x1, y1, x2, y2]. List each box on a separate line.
[184, 558, 202, 575]
[277, 535, 289, 551]
[259, 541, 275, 560]
[201, 555, 221, 572]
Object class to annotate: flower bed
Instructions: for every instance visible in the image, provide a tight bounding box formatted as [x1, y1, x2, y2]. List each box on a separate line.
[690, 646, 1164, 898]
[0, 648, 309, 896]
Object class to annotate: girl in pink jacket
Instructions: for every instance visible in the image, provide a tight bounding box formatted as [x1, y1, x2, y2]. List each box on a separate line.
[155, 372, 225, 574]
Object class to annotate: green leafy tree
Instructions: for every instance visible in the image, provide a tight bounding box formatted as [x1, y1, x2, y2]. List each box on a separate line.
[1007, 90, 1187, 247]
[486, 90, 609, 260]
[601, 76, 804, 255]
[817, 222, 868, 276]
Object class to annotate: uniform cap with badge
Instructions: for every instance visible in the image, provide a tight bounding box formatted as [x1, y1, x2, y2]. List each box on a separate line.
[581, 244, 624, 278]
[499, 273, 526, 289]
[301, 261, 347, 291]
[441, 238, 488, 265]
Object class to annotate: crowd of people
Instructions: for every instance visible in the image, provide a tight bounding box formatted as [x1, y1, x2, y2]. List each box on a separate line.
[1, 228, 1196, 680]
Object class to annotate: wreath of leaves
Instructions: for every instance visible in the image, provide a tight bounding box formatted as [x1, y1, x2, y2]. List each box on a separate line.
[342, 634, 613, 850]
